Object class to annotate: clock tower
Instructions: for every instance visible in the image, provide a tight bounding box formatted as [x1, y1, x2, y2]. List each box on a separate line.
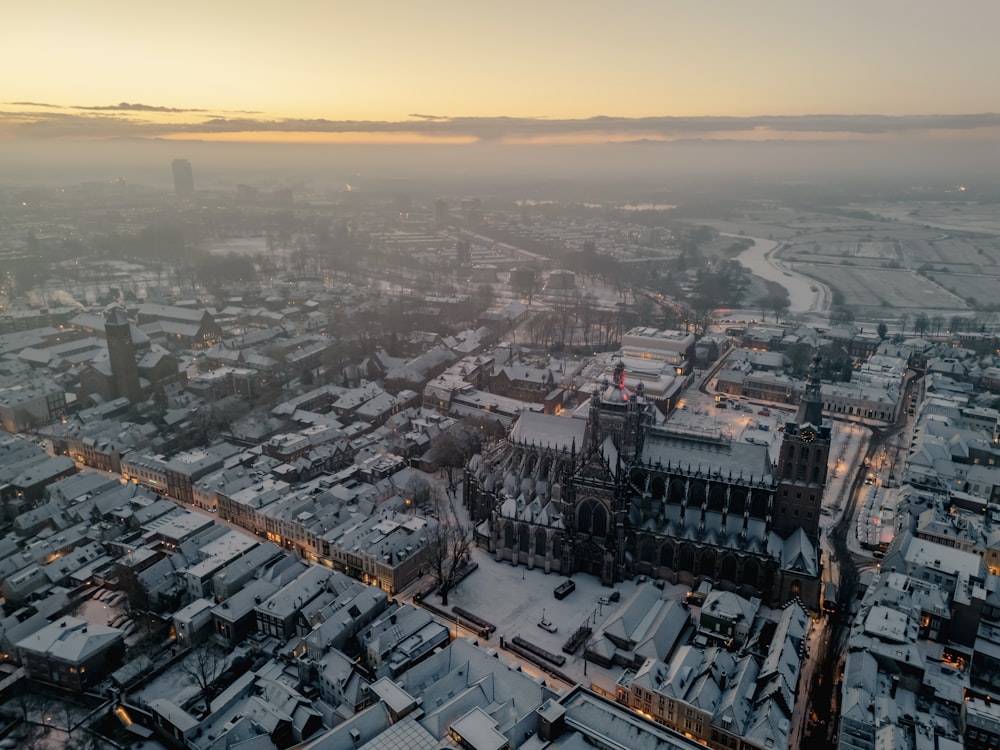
[774, 353, 830, 536]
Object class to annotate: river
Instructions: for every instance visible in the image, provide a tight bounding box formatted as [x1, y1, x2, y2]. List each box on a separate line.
[727, 235, 831, 315]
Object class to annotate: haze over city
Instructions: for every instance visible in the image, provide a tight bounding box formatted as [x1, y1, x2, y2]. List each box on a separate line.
[4, 1, 1000, 186]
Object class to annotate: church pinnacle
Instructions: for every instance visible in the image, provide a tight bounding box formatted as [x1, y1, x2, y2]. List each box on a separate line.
[797, 352, 824, 426]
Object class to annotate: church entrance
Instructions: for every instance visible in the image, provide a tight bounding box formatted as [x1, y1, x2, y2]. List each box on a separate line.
[575, 541, 603, 575]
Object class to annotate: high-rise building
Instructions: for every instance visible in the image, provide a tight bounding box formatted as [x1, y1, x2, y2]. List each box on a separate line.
[105, 307, 142, 403]
[434, 199, 448, 228]
[172, 159, 194, 198]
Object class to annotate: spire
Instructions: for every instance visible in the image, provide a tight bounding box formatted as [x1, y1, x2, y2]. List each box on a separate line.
[798, 352, 824, 426]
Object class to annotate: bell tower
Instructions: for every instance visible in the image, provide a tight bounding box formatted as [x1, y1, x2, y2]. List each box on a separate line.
[774, 354, 830, 536]
[105, 307, 142, 403]
[588, 359, 647, 462]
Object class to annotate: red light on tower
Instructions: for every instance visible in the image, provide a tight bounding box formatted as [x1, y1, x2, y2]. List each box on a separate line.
[613, 359, 626, 390]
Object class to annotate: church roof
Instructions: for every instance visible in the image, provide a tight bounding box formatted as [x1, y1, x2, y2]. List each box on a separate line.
[776, 528, 819, 576]
[509, 412, 586, 452]
[642, 432, 773, 484]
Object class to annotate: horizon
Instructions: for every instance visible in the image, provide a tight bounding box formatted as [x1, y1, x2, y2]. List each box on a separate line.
[4, 1, 1000, 153]
[3, 137, 999, 193]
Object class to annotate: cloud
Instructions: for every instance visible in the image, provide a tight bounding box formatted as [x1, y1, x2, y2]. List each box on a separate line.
[7, 101, 63, 108]
[70, 102, 209, 113]
[3, 104, 1000, 143]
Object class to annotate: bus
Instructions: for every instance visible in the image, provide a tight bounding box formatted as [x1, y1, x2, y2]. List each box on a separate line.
[822, 583, 838, 615]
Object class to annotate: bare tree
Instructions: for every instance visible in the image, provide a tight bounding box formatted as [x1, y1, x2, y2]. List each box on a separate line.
[12, 686, 42, 724]
[17, 724, 47, 750]
[9, 691, 46, 750]
[688, 295, 714, 337]
[930, 315, 944, 338]
[425, 499, 472, 607]
[771, 294, 791, 323]
[179, 642, 227, 702]
[476, 283, 495, 311]
[578, 291, 597, 346]
[405, 475, 432, 512]
[829, 305, 855, 327]
[65, 729, 110, 750]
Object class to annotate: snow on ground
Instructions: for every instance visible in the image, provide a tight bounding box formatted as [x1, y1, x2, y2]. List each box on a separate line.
[76, 592, 127, 626]
[438, 546, 683, 693]
[133, 648, 218, 708]
[427, 533, 784, 696]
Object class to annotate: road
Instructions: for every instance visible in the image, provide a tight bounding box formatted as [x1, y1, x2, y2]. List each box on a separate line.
[800, 372, 919, 747]
[788, 415, 869, 749]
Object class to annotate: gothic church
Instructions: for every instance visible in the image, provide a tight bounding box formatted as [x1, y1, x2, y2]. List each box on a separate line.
[464, 358, 830, 609]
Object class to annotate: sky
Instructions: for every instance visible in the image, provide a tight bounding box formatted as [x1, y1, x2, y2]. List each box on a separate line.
[4, 0, 1000, 146]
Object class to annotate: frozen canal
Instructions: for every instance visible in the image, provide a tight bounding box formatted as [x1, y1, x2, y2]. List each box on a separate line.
[730, 235, 831, 315]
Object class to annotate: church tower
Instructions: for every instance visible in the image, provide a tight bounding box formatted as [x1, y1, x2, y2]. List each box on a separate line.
[774, 353, 830, 536]
[588, 359, 647, 462]
[105, 307, 142, 403]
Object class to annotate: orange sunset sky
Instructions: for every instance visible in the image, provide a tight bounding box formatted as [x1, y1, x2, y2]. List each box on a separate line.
[3, 1, 1000, 145]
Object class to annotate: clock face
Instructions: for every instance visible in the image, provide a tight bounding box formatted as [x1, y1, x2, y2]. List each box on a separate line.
[800, 428, 816, 443]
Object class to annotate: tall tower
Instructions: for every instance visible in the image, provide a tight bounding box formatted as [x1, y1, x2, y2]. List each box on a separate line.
[105, 307, 142, 403]
[774, 354, 830, 536]
[588, 360, 647, 462]
[172, 159, 194, 199]
[434, 199, 448, 229]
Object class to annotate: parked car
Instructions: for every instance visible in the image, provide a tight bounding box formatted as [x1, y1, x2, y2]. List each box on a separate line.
[537, 618, 558, 633]
[758, 409, 770, 416]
